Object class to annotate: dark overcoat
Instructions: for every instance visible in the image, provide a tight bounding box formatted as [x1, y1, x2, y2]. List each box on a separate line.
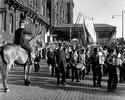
[14, 28, 32, 52]
[56, 48, 67, 72]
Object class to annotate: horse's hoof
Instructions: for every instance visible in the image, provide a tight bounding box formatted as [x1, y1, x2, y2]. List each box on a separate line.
[24, 80, 31, 86]
[4, 88, 10, 92]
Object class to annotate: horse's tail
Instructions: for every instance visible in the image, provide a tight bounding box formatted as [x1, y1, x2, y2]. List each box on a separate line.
[0, 46, 3, 71]
[0, 45, 6, 65]
[0, 45, 3, 53]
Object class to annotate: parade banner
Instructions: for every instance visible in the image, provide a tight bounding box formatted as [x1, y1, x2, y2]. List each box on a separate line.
[83, 19, 95, 45]
[82, 20, 87, 45]
[84, 18, 97, 43]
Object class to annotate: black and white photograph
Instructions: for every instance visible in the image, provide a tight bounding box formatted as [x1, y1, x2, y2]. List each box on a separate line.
[0, 0, 125, 100]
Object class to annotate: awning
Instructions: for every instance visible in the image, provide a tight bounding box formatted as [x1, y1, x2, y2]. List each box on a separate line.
[54, 24, 116, 34]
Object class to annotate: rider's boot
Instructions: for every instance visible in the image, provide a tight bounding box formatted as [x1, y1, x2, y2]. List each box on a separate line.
[30, 52, 35, 65]
[28, 52, 32, 65]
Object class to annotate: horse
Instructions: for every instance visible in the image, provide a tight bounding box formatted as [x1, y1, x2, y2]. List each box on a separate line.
[0, 44, 34, 92]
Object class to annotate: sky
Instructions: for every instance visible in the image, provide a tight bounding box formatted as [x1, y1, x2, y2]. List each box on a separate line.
[73, 0, 125, 38]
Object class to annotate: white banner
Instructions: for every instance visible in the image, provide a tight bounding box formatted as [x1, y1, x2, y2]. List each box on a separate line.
[84, 18, 97, 43]
[82, 20, 87, 45]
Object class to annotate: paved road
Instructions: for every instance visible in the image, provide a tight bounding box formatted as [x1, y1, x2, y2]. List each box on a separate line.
[0, 59, 125, 100]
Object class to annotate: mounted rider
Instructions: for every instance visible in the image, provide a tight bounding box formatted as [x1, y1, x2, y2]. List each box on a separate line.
[14, 19, 33, 64]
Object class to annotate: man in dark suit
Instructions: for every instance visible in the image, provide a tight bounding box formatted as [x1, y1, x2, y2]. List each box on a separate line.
[91, 48, 101, 87]
[55, 43, 67, 86]
[14, 20, 32, 64]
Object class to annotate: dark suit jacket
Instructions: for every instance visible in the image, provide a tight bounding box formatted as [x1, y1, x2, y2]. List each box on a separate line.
[56, 48, 67, 71]
[14, 28, 31, 45]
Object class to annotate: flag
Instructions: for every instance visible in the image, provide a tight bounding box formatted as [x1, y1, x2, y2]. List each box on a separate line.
[82, 20, 87, 46]
[84, 18, 97, 44]
[82, 19, 94, 45]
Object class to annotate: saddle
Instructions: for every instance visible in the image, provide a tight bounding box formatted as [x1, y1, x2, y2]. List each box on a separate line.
[16, 45, 33, 64]
[16, 45, 30, 55]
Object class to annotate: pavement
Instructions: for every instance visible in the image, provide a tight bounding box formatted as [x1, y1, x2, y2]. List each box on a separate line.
[0, 59, 125, 100]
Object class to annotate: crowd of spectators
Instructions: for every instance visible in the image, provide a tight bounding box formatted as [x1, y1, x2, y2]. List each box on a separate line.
[38, 40, 125, 92]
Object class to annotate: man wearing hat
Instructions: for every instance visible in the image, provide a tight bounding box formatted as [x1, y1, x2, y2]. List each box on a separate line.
[14, 19, 33, 64]
[55, 43, 67, 85]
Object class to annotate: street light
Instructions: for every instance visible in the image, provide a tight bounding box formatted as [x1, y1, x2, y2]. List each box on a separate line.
[112, 10, 124, 39]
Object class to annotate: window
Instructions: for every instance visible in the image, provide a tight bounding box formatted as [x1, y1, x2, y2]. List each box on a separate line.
[56, 14, 58, 25]
[33, 0, 36, 9]
[9, 14, 13, 34]
[0, 12, 6, 31]
[3, 12, 6, 31]
[46, 8, 50, 18]
[0, 12, 2, 30]
[56, 2, 58, 12]
[0, 0, 3, 7]
[43, 3, 46, 16]
[40, 3, 43, 15]
[29, 0, 33, 8]
[60, 7, 61, 16]
[63, 11, 65, 19]
[36, 0, 38, 9]
[60, 18, 61, 24]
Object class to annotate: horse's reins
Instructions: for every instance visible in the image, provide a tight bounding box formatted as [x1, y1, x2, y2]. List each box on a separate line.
[28, 31, 42, 43]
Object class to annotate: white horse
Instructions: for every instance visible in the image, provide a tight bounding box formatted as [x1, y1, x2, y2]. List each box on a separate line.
[0, 44, 34, 92]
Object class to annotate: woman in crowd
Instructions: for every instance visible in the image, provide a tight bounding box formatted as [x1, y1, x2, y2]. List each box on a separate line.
[70, 47, 80, 82]
[79, 48, 86, 80]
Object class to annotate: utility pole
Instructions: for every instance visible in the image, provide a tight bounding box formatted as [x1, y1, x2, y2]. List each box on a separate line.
[122, 10, 124, 39]
[70, 27, 72, 42]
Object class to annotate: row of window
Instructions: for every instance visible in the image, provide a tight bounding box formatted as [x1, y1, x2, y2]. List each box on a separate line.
[15, 0, 68, 26]
[56, 1, 66, 21]
[0, 0, 72, 34]
[16, 0, 38, 10]
[0, 11, 14, 34]
[0, 0, 48, 34]
[15, 0, 46, 17]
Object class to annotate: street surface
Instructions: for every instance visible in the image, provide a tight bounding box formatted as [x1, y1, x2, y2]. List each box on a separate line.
[0, 59, 125, 100]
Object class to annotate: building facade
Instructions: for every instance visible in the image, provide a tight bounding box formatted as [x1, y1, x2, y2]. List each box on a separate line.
[54, 0, 74, 25]
[94, 24, 116, 45]
[54, 24, 116, 45]
[0, 0, 116, 46]
[0, 0, 51, 45]
[0, 0, 74, 45]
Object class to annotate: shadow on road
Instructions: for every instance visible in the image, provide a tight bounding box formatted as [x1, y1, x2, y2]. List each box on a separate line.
[3, 60, 124, 96]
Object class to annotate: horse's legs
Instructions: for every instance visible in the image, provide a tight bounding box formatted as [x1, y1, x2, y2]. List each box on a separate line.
[1, 64, 10, 92]
[24, 64, 30, 81]
[24, 64, 32, 86]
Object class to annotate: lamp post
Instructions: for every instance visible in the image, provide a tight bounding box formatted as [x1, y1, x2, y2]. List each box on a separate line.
[69, 27, 71, 42]
[112, 10, 124, 39]
[122, 10, 124, 39]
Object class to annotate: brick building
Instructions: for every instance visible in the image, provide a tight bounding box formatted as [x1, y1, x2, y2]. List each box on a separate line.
[0, 0, 49, 45]
[54, 0, 74, 25]
[0, 0, 74, 45]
